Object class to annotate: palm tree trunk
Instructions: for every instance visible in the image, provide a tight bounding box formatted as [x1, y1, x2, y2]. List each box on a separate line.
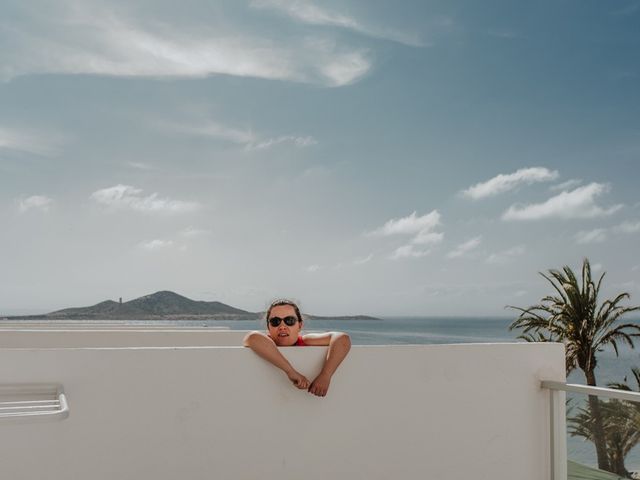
[585, 369, 610, 472]
[610, 448, 629, 478]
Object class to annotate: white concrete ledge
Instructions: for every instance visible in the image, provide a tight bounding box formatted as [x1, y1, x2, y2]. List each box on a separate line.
[0, 343, 565, 480]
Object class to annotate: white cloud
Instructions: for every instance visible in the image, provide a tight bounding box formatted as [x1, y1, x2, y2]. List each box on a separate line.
[447, 236, 482, 259]
[252, 0, 358, 29]
[370, 210, 443, 261]
[549, 179, 582, 192]
[613, 220, 640, 234]
[0, 126, 61, 156]
[486, 245, 526, 264]
[1, 2, 371, 87]
[390, 245, 430, 260]
[166, 121, 256, 145]
[353, 253, 373, 265]
[462, 167, 559, 200]
[139, 239, 174, 250]
[250, 0, 425, 47]
[180, 227, 211, 238]
[575, 228, 608, 244]
[411, 231, 444, 246]
[370, 210, 441, 236]
[90, 184, 200, 214]
[18, 195, 53, 213]
[502, 183, 623, 221]
[612, 280, 640, 292]
[310, 40, 372, 86]
[247, 135, 317, 151]
[306, 264, 322, 272]
[160, 120, 317, 151]
[126, 162, 153, 170]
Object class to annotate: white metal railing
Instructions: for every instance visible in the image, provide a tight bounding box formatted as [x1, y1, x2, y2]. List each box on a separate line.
[0, 384, 69, 422]
[541, 380, 640, 480]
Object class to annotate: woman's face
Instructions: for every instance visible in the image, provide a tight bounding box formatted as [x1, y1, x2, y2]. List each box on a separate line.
[267, 304, 302, 346]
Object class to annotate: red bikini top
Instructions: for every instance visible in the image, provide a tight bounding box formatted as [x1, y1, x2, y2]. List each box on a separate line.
[268, 334, 307, 346]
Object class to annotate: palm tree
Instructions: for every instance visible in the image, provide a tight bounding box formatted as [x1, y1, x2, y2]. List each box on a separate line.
[609, 366, 640, 407]
[569, 398, 640, 478]
[508, 258, 640, 472]
[569, 367, 640, 477]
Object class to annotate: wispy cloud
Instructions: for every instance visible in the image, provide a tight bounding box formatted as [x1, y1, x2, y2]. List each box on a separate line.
[353, 253, 373, 265]
[17, 195, 53, 213]
[611, 280, 640, 292]
[567, 219, 640, 245]
[126, 162, 153, 170]
[549, 179, 582, 192]
[0, 126, 61, 156]
[370, 210, 441, 236]
[390, 245, 431, 260]
[1, 1, 372, 87]
[411, 231, 444, 246]
[160, 120, 317, 151]
[613, 220, 640, 234]
[139, 239, 174, 251]
[306, 264, 322, 272]
[486, 245, 525, 264]
[575, 228, 608, 244]
[370, 210, 443, 260]
[502, 183, 623, 221]
[247, 135, 317, 150]
[250, 0, 425, 47]
[462, 167, 559, 200]
[180, 227, 211, 238]
[90, 184, 200, 214]
[164, 121, 256, 145]
[447, 236, 482, 259]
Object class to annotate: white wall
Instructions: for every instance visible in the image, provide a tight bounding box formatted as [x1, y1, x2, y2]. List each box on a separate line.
[0, 343, 565, 480]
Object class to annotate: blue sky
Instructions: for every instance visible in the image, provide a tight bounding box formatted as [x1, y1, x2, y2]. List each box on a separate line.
[1, 0, 639, 316]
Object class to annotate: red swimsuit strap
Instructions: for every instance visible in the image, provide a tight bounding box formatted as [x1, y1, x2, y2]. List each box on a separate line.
[267, 334, 307, 346]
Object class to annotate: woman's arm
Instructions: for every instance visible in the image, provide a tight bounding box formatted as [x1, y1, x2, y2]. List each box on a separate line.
[303, 332, 351, 397]
[243, 331, 310, 389]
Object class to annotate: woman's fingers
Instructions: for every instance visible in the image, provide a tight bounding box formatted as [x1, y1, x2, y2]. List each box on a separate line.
[308, 383, 327, 397]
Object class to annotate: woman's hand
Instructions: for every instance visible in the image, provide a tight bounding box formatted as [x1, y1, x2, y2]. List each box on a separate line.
[286, 369, 310, 389]
[308, 372, 331, 397]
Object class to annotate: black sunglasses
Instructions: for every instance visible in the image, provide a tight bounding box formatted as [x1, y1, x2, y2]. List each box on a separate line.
[268, 316, 299, 327]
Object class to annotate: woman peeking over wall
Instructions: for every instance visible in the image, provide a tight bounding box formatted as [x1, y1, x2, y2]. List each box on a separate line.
[243, 299, 351, 397]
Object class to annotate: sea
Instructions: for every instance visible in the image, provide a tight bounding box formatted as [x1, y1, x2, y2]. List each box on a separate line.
[185, 315, 640, 470]
[9, 315, 640, 469]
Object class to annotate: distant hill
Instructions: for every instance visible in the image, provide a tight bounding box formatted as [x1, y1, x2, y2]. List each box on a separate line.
[6, 291, 380, 321]
[12, 291, 257, 320]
